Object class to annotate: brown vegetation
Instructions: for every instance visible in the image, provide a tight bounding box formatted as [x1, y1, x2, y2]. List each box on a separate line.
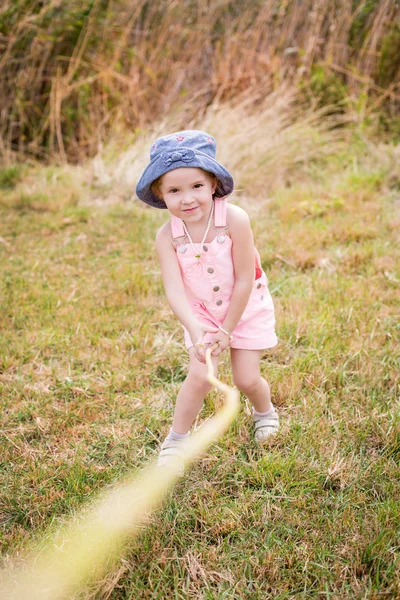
[1, 0, 400, 163]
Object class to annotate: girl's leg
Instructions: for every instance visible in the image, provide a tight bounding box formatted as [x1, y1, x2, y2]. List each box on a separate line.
[172, 347, 219, 434]
[230, 348, 272, 413]
[230, 348, 278, 441]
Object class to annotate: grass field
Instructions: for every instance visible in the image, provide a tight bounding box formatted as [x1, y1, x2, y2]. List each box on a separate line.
[0, 98, 399, 598]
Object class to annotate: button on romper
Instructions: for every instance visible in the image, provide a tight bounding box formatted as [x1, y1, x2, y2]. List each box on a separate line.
[171, 198, 278, 350]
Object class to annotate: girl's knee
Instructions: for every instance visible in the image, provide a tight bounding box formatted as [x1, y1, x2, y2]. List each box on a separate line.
[232, 372, 261, 395]
[187, 367, 212, 394]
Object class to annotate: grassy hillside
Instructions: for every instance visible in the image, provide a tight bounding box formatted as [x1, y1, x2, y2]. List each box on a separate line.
[0, 97, 399, 598]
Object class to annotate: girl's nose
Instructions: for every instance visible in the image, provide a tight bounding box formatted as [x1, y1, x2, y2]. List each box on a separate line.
[181, 193, 194, 205]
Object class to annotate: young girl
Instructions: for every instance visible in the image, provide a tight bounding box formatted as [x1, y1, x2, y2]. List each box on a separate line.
[136, 130, 279, 472]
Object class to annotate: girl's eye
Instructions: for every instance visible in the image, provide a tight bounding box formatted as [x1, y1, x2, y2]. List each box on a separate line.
[193, 184, 203, 189]
[169, 188, 179, 193]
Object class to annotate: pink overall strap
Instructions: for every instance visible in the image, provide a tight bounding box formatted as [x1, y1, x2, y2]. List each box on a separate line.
[214, 197, 228, 227]
[170, 215, 185, 239]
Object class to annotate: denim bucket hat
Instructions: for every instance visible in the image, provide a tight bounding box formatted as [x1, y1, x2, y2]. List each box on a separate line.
[136, 130, 234, 209]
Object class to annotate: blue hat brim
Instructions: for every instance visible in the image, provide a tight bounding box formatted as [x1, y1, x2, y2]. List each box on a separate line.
[136, 149, 234, 209]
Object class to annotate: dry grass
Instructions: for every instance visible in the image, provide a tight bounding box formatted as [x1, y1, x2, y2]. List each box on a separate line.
[0, 351, 240, 600]
[88, 87, 351, 203]
[0, 97, 399, 598]
[1, 0, 400, 162]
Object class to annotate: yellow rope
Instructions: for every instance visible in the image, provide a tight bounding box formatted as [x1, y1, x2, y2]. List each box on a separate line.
[0, 347, 240, 600]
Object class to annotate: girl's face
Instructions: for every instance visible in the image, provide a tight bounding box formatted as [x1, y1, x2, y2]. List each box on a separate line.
[159, 168, 216, 224]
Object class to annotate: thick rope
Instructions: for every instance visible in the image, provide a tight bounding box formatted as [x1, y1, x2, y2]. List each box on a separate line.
[0, 347, 240, 600]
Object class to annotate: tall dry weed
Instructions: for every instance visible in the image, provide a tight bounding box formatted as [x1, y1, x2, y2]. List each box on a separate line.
[1, 0, 399, 163]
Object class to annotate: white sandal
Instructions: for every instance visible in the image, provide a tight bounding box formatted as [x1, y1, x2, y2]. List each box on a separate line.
[253, 410, 279, 442]
[157, 436, 188, 476]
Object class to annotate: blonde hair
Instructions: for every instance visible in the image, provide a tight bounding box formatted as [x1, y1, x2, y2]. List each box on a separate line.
[150, 176, 163, 201]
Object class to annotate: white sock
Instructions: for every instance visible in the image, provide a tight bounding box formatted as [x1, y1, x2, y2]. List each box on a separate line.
[253, 405, 275, 417]
[168, 428, 190, 441]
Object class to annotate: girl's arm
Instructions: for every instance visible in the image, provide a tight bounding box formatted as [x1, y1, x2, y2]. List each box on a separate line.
[156, 222, 218, 360]
[213, 204, 255, 355]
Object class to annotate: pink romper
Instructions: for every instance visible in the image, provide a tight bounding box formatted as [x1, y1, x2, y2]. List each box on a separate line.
[171, 198, 278, 350]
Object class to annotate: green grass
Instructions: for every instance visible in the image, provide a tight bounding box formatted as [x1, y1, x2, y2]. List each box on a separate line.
[0, 165, 25, 189]
[0, 124, 399, 599]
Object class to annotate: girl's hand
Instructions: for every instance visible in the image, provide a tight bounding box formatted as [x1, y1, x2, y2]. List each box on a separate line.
[189, 322, 219, 363]
[210, 330, 232, 357]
